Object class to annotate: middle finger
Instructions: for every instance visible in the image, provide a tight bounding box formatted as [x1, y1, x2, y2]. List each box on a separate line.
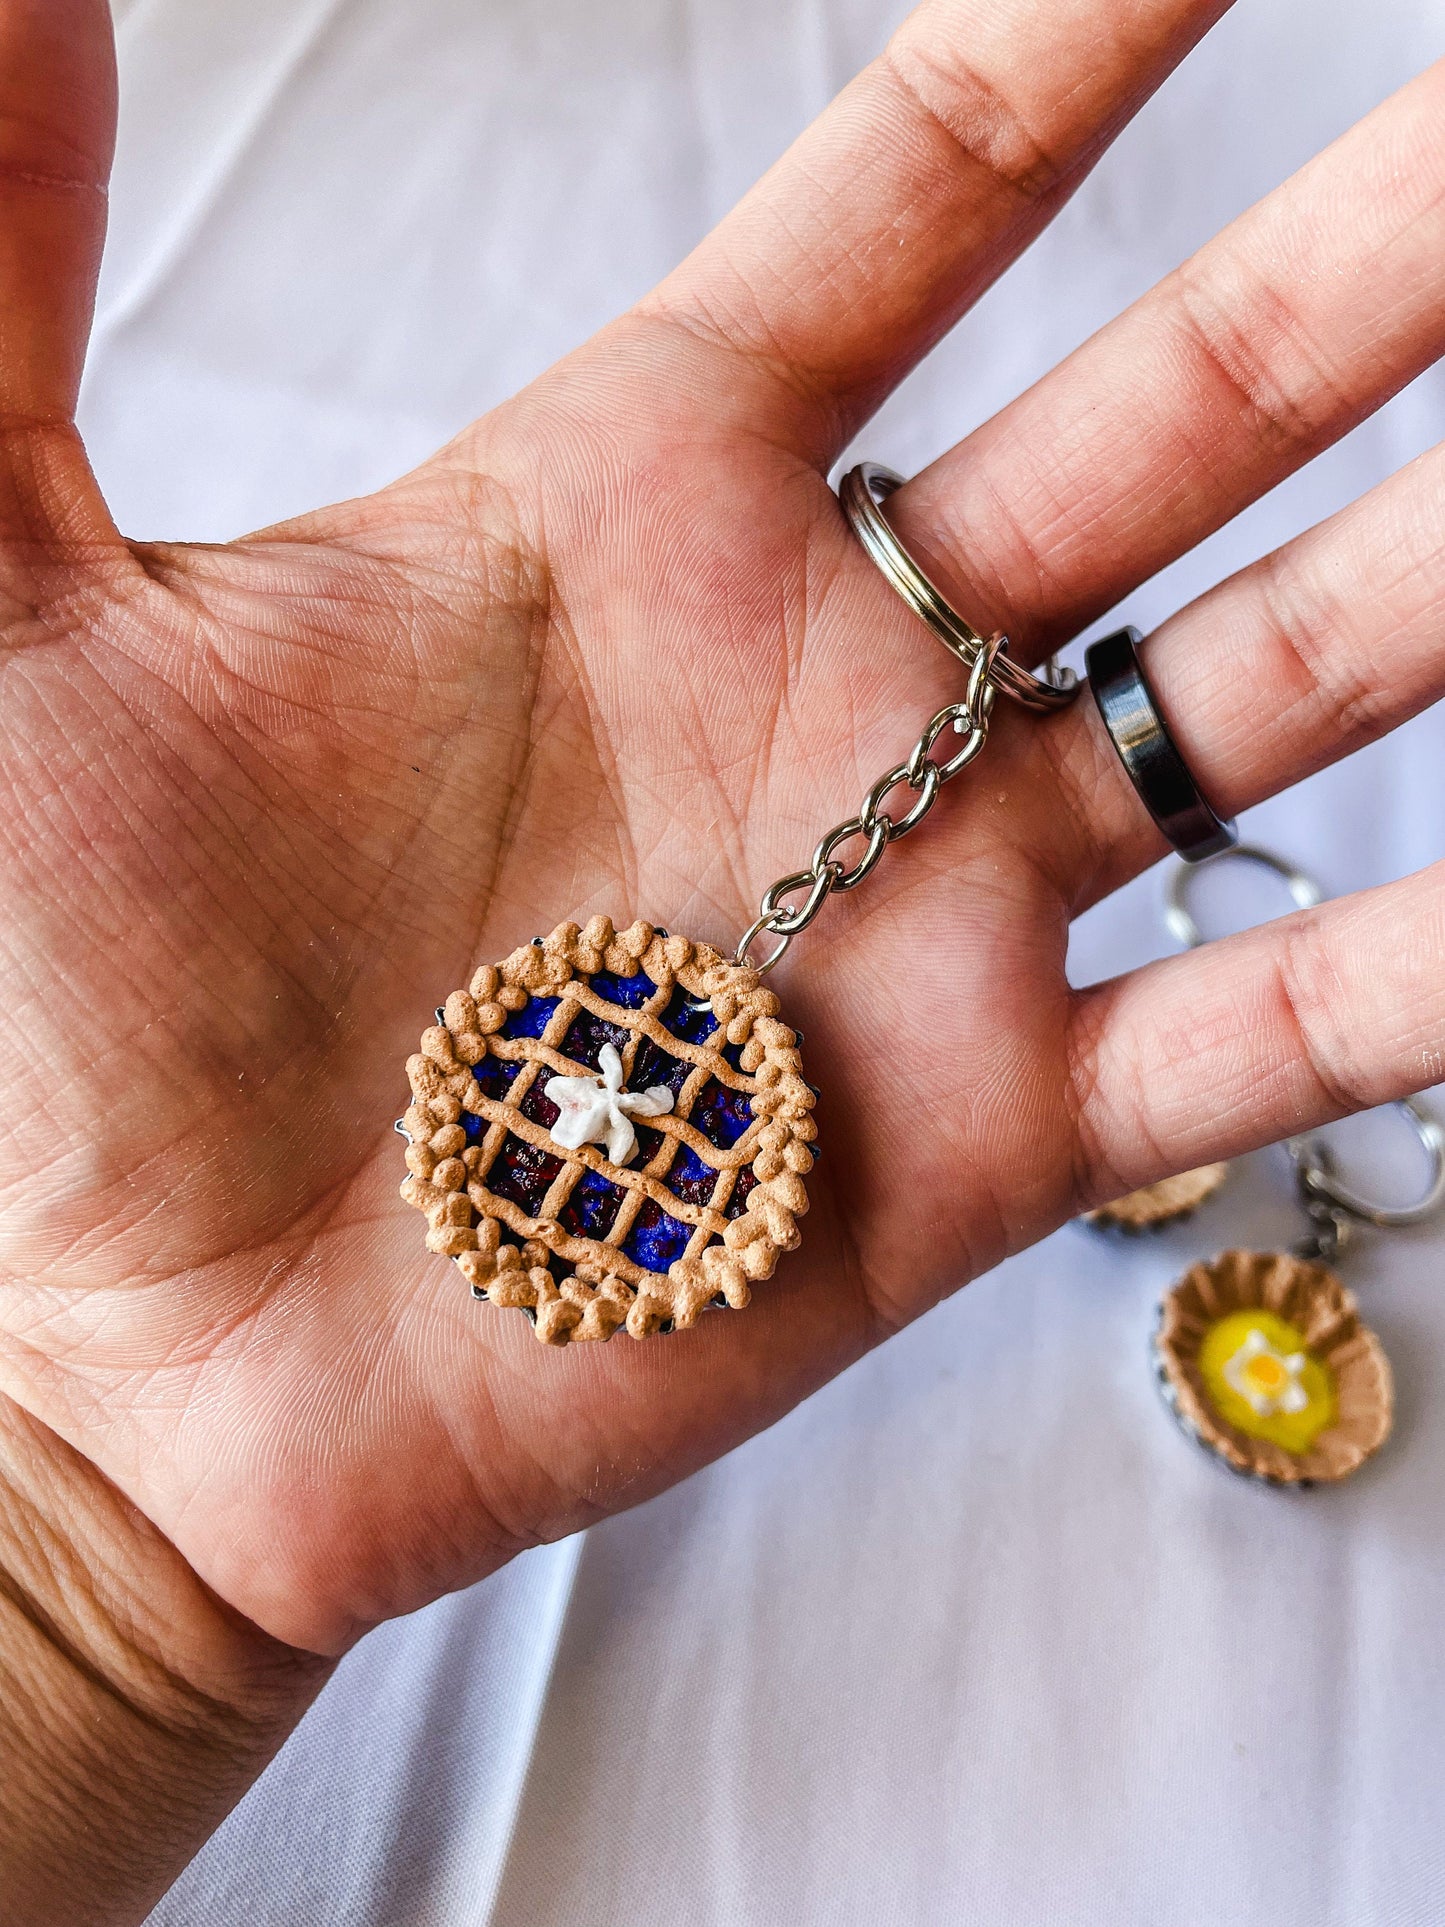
[885, 59, 1445, 665]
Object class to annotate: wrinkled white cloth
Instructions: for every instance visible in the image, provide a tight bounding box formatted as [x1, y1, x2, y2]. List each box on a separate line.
[104, 2, 1445, 1922]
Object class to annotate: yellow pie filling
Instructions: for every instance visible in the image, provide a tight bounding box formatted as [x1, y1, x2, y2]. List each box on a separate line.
[1196, 1309, 1336, 1454]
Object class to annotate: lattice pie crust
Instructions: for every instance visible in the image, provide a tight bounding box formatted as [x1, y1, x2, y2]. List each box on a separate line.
[399, 918, 815, 1344]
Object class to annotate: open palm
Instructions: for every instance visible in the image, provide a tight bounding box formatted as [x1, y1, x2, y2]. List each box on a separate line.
[5, 0, 1445, 1675]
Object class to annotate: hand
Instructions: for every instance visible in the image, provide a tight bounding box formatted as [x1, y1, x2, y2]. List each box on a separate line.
[4, 0, 1445, 1903]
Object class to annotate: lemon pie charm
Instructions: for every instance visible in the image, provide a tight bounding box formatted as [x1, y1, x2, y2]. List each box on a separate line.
[1091, 851, 1444, 1486]
[1153, 1249, 1392, 1486]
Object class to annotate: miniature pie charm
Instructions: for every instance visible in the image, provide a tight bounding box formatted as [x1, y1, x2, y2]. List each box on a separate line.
[1085, 1163, 1228, 1231]
[1153, 1249, 1393, 1485]
[398, 917, 816, 1345]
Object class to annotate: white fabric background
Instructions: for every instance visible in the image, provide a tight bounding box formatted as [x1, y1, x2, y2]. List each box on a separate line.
[96, 2, 1445, 1921]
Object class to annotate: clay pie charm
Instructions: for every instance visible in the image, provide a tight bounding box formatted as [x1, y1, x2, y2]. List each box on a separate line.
[1085, 1163, 1228, 1231]
[399, 918, 815, 1344]
[1153, 1249, 1393, 1486]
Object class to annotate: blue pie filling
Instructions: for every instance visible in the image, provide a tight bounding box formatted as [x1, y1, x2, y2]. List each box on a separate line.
[621, 1197, 693, 1272]
[441, 967, 795, 1318]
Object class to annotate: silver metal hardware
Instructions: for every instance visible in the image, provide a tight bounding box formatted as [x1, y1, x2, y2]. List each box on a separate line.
[1288, 1096, 1445, 1259]
[1163, 842, 1324, 950]
[736, 642, 999, 972]
[735, 460, 1087, 972]
[838, 462, 1078, 712]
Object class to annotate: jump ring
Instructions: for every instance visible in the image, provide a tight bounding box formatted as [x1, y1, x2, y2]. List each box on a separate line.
[964, 634, 1000, 721]
[734, 913, 792, 975]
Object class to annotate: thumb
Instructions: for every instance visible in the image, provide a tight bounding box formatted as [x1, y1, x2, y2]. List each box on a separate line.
[0, 0, 115, 420]
[0, 0, 117, 585]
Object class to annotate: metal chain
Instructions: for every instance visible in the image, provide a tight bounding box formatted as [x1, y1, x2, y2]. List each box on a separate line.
[735, 640, 999, 973]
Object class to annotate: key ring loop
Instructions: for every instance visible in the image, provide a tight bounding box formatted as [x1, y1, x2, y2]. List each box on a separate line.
[735, 489, 1062, 975]
[838, 462, 1078, 712]
[1288, 1095, 1445, 1230]
[1166, 845, 1445, 1230]
[1163, 843, 1325, 950]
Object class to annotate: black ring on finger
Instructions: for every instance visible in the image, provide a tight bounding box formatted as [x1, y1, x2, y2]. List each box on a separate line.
[1085, 625, 1238, 863]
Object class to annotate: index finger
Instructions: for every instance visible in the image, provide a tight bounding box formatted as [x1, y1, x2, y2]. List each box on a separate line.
[639, 0, 1233, 460]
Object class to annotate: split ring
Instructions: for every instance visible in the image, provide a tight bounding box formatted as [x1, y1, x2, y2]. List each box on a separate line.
[838, 462, 1078, 713]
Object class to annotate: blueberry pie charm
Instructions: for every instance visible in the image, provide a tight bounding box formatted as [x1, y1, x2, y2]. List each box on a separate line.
[398, 461, 1080, 1345]
[399, 919, 816, 1344]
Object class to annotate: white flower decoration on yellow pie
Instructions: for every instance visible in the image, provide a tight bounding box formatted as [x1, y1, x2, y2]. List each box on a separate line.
[544, 1043, 674, 1165]
[1223, 1327, 1310, 1417]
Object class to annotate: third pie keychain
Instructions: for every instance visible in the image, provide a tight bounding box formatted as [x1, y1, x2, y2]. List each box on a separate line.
[1092, 845, 1445, 1486]
[397, 462, 1077, 1345]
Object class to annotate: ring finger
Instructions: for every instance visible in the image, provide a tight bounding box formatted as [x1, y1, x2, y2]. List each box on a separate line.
[1047, 433, 1445, 909]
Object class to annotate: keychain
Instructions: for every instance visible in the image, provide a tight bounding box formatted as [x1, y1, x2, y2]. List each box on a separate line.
[1090, 845, 1445, 1485]
[397, 463, 1078, 1345]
